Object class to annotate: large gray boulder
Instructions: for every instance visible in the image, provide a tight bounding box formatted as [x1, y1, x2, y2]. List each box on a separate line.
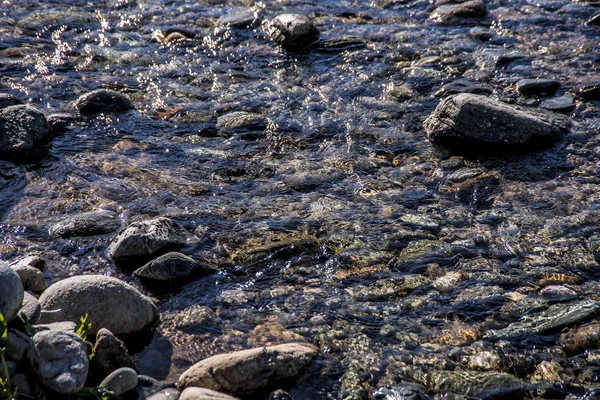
[0, 105, 52, 161]
[108, 217, 197, 265]
[178, 343, 318, 396]
[49, 210, 121, 237]
[99, 367, 138, 395]
[11, 263, 46, 293]
[0, 261, 24, 322]
[31, 330, 89, 394]
[133, 252, 217, 282]
[38, 275, 158, 336]
[423, 93, 568, 152]
[263, 14, 320, 51]
[73, 89, 135, 116]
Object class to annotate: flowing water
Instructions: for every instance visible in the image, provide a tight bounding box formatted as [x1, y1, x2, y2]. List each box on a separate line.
[3, 0, 600, 398]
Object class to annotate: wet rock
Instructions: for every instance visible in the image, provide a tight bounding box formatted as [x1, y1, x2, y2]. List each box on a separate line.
[108, 217, 197, 265]
[517, 79, 560, 97]
[465, 351, 501, 371]
[0, 260, 24, 322]
[216, 111, 267, 139]
[423, 93, 567, 152]
[134, 251, 216, 282]
[20, 291, 42, 324]
[267, 389, 293, 400]
[539, 285, 577, 301]
[31, 330, 89, 394]
[430, 0, 487, 24]
[587, 14, 600, 25]
[435, 80, 493, 97]
[468, 26, 494, 41]
[6, 329, 33, 362]
[47, 113, 75, 134]
[372, 384, 431, 400]
[577, 82, 600, 100]
[389, 240, 473, 273]
[263, 14, 320, 51]
[560, 322, 600, 354]
[540, 95, 574, 113]
[148, 388, 181, 400]
[11, 373, 31, 397]
[178, 343, 319, 396]
[484, 300, 600, 341]
[180, 387, 240, 400]
[49, 209, 121, 237]
[11, 263, 46, 293]
[38, 275, 158, 336]
[424, 370, 528, 397]
[218, 8, 259, 28]
[137, 375, 176, 399]
[92, 328, 136, 379]
[0, 93, 22, 109]
[74, 89, 134, 116]
[531, 360, 562, 383]
[99, 367, 138, 395]
[0, 105, 52, 161]
[438, 169, 499, 205]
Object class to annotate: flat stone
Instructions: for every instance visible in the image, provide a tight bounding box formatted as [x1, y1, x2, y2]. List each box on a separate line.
[263, 14, 320, 51]
[0, 260, 24, 322]
[435, 80, 493, 97]
[180, 387, 239, 400]
[539, 285, 577, 301]
[11, 264, 46, 293]
[38, 275, 158, 336]
[10, 255, 45, 271]
[100, 367, 138, 395]
[389, 240, 474, 273]
[218, 8, 259, 28]
[517, 79, 560, 96]
[20, 291, 42, 324]
[468, 26, 494, 41]
[92, 328, 136, 379]
[49, 210, 121, 237]
[424, 93, 568, 152]
[0, 93, 23, 109]
[430, 0, 487, 23]
[178, 343, 319, 396]
[73, 89, 135, 116]
[133, 252, 217, 282]
[34, 321, 78, 332]
[540, 95, 574, 113]
[31, 330, 89, 394]
[0, 105, 52, 162]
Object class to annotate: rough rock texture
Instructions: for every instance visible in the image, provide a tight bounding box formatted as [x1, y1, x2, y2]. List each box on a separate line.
[133, 252, 217, 282]
[517, 79, 560, 96]
[21, 291, 42, 324]
[264, 14, 320, 51]
[178, 343, 318, 396]
[180, 387, 240, 400]
[6, 329, 34, 362]
[0, 260, 24, 322]
[0, 105, 52, 161]
[108, 217, 196, 265]
[38, 275, 158, 336]
[217, 8, 259, 28]
[10, 255, 45, 271]
[49, 210, 121, 237]
[216, 111, 267, 139]
[99, 367, 139, 395]
[92, 328, 136, 378]
[35, 321, 78, 332]
[423, 93, 568, 152]
[0, 94, 23, 109]
[31, 330, 89, 394]
[372, 384, 431, 400]
[11, 264, 46, 293]
[73, 89, 135, 116]
[430, 0, 487, 23]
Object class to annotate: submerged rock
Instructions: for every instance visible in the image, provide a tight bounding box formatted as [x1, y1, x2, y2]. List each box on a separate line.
[0, 94, 22, 110]
[372, 384, 431, 400]
[430, 0, 487, 24]
[423, 93, 567, 153]
[49, 210, 121, 237]
[0, 105, 52, 161]
[424, 370, 528, 398]
[178, 343, 318, 396]
[0, 261, 24, 322]
[218, 7, 259, 28]
[133, 252, 216, 282]
[38, 275, 158, 336]
[517, 79, 560, 96]
[263, 14, 320, 51]
[73, 89, 135, 116]
[560, 322, 600, 354]
[31, 330, 89, 394]
[216, 111, 267, 139]
[389, 240, 473, 273]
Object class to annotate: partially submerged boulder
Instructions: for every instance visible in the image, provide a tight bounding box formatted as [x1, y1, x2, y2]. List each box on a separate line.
[133, 252, 217, 282]
[263, 14, 320, 51]
[0, 261, 24, 322]
[0, 105, 52, 162]
[49, 210, 121, 237]
[73, 89, 135, 116]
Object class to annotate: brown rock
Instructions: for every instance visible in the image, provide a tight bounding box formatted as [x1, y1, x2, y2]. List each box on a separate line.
[92, 328, 136, 379]
[180, 387, 240, 400]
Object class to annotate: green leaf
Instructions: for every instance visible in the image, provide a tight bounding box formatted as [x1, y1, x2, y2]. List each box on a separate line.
[0, 313, 7, 350]
[76, 314, 92, 342]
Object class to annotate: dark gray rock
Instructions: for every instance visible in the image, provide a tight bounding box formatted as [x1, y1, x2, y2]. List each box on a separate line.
[373, 384, 431, 400]
[267, 390, 294, 400]
[49, 209, 121, 237]
[38, 275, 158, 336]
[133, 252, 217, 282]
[587, 14, 600, 25]
[20, 291, 42, 324]
[264, 14, 320, 51]
[577, 82, 600, 100]
[468, 26, 494, 41]
[180, 387, 239, 400]
[136, 375, 176, 399]
[0, 94, 23, 110]
[99, 367, 138, 395]
[430, 0, 487, 23]
[424, 93, 568, 152]
[148, 388, 181, 400]
[517, 79, 560, 96]
[6, 329, 33, 362]
[11, 264, 46, 293]
[10, 255, 45, 271]
[108, 217, 197, 265]
[10, 373, 31, 397]
[0, 105, 52, 161]
[47, 113, 75, 134]
[92, 328, 136, 379]
[218, 8, 260, 28]
[73, 89, 135, 116]
[0, 260, 24, 321]
[435, 80, 492, 97]
[31, 330, 89, 394]
[216, 111, 267, 139]
[540, 95, 574, 113]
[388, 240, 474, 273]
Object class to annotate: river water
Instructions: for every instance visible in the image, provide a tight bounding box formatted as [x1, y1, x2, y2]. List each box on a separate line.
[3, 0, 600, 398]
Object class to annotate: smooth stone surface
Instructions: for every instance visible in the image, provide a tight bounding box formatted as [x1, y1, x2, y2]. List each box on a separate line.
[430, 0, 487, 23]
[424, 93, 567, 151]
[10, 255, 45, 271]
[180, 387, 239, 400]
[539, 285, 577, 301]
[20, 291, 42, 324]
[38, 275, 158, 336]
[49, 210, 121, 237]
[264, 14, 320, 51]
[11, 264, 46, 292]
[178, 343, 319, 396]
[216, 111, 267, 137]
[540, 95, 574, 113]
[389, 240, 473, 273]
[93, 328, 136, 379]
[133, 252, 217, 282]
[99, 367, 138, 395]
[31, 330, 89, 394]
[435, 80, 493, 97]
[468, 26, 494, 41]
[73, 89, 135, 116]
[0, 93, 23, 109]
[35, 321, 78, 332]
[0, 105, 52, 161]
[148, 388, 181, 400]
[517, 79, 560, 96]
[217, 8, 259, 28]
[0, 260, 24, 321]
[108, 217, 196, 264]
